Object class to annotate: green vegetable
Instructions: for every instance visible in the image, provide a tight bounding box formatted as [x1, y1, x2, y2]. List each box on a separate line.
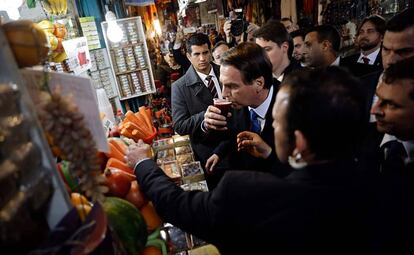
[103, 197, 148, 255]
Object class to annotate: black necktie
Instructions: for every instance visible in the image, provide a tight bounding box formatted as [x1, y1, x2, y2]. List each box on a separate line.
[205, 75, 217, 98]
[362, 57, 370, 65]
[381, 140, 407, 174]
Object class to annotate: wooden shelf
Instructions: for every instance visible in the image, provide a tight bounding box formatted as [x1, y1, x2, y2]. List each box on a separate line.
[119, 89, 156, 100]
[109, 42, 143, 50]
[115, 67, 148, 76]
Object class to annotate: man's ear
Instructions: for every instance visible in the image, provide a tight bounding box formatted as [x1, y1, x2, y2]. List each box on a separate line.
[321, 40, 332, 51]
[294, 130, 308, 154]
[255, 76, 265, 89]
[281, 41, 289, 53]
[186, 52, 191, 61]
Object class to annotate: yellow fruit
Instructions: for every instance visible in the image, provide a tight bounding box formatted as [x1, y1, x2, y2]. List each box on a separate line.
[71, 192, 90, 206]
[3, 20, 49, 67]
[75, 203, 92, 221]
[52, 51, 67, 62]
[46, 32, 58, 51]
[37, 20, 54, 34]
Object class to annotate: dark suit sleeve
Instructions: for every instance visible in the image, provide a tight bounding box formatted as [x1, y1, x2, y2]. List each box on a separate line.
[135, 160, 229, 242]
[171, 82, 205, 136]
[172, 47, 191, 72]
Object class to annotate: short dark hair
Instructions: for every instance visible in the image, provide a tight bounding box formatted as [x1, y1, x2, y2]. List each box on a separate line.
[211, 40, 229, 54]
[382, 56, 414, 100]
[357, 15, 386, 35]
[282, 67, 367, 160]
[253, 20, 294, 59]
[186, 33, 211, 54]
[386, 7, 414, 32]
[290, 29, 306, 41]
[221, 42, 273, 89]
[307, 25, 341, 52]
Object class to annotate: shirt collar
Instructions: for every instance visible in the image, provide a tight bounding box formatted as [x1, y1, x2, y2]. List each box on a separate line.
[380, 133, 414, 162]
[358, 47, 381, 64]
[196, 66, 215, 85]
[330, 56, 341, 66]
[248, 86, 274, 119]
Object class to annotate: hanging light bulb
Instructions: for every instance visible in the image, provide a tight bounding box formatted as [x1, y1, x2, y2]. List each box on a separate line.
[105, 10, 124, 43]
[153, 18, 162, 36]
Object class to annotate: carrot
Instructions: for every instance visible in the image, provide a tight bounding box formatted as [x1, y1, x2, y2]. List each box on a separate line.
[106, 157, 134, 174]
[125, 122, 150, 137]
[145, 108, 153, 127]
[139, 106, 153, 133]
[131, 112, 147, 130]
[125, 110, 141, 125]
[105, 143, 126, 162]
[108, 138, 127, 155]
[120, 128, 133, 138]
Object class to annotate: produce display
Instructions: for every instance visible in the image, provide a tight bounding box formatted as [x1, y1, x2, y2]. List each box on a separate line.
[40, 0, 69, 16]
[118, 107, 157, 143]
[37, 19, 68, 63]
[3, 20, 49, 67]
[37, 89, 108, 202]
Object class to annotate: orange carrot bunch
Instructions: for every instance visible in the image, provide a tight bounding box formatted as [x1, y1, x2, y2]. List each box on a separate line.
[119, 107, 155, 142]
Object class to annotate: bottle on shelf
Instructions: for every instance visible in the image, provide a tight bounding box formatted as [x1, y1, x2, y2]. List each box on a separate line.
[115, 109, 124, 125]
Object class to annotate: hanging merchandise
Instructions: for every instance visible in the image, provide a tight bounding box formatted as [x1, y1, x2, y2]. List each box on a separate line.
[322, 0, 368, 26]
[40, 0, 68, 16]
[281, 0, 297, 23]
[102, 16, 156, 100]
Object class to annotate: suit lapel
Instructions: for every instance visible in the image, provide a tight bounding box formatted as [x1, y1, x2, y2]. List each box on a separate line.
[185, 65, 214, 105]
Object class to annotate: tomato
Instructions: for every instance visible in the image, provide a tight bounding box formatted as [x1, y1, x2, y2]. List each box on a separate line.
[103, 168, 135, 198]
[125, 181, 148, 209]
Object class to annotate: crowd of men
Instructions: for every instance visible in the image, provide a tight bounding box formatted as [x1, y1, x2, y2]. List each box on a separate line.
[127, 8, 414, 254]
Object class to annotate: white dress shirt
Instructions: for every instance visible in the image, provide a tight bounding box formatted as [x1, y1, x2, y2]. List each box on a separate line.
[357, 47, 381, 65]
[248, 86, 274, 132]
[380, 134, 414, 163]
[330, 56, 341, 66]
[196, 67, 222, 99]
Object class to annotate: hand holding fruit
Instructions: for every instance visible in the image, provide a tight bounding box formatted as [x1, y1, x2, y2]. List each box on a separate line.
[126, 139, 152, 168]
[237, 131, 272, 159]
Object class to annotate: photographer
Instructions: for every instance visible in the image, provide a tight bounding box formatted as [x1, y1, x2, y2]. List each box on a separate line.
[223, 10, 259, 46]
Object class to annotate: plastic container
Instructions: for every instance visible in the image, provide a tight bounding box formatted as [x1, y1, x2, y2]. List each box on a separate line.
[96, 88, 115, 124]
[143, 126, 157, 145]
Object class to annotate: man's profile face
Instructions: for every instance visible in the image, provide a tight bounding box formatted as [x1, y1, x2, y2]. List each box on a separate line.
[187, 44, 211, 74]
[357, 21, 383, 51]
[293, 35, 305, 62]
[382, 27, 414, 69]
[220, 65, 258, 109]
[281, 20, 295, 33]
[303, 32, 324, 67]
[371, 79, 414, 140]
[256, 37, 286, 75]
[212, 44, 229, 65]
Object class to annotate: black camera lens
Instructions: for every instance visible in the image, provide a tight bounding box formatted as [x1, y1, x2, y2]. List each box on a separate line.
[230, 20, 247, 36]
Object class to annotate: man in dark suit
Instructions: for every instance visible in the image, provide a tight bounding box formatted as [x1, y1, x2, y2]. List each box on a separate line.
[253, 20, 302, 83]
[341, 15, 385, 77]
[200, 42, 286, 176]
[126, 67, 371, 255]
[171, 33, 225, 166]
[368, 56, 414, 254]
[303, 25, 342, 67]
